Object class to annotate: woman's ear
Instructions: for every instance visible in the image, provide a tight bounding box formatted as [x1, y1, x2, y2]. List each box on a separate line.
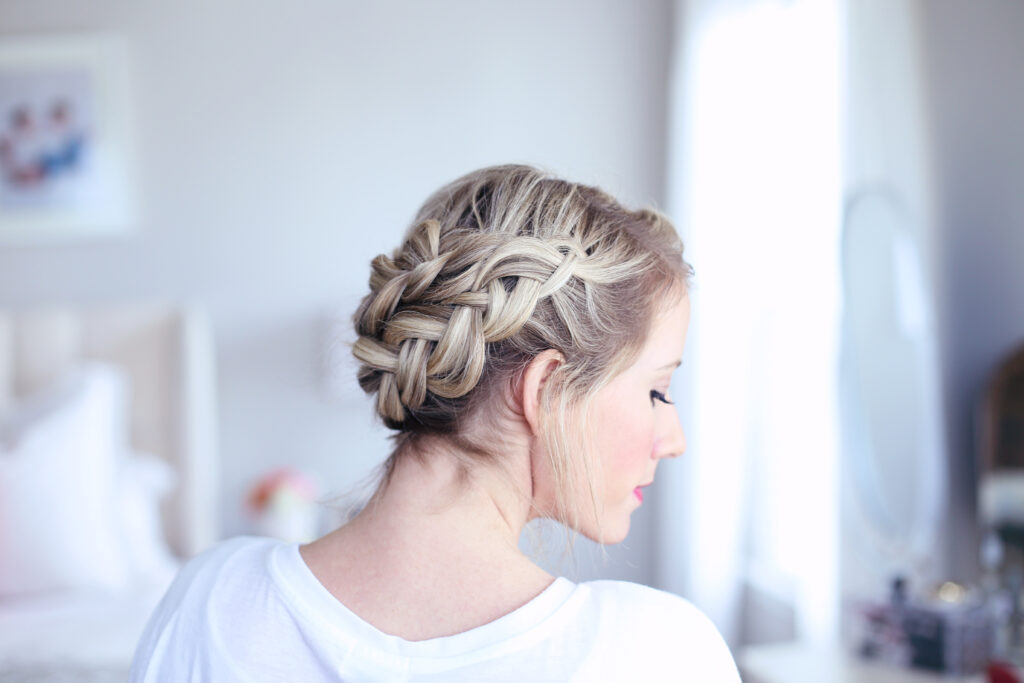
[520, 349, 565, 437]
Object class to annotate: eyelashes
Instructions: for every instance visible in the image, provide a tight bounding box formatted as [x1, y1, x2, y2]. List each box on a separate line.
[650, 390, 674, 406]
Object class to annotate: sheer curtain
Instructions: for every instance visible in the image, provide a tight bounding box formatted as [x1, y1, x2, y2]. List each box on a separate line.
[656, 0, 843, 647]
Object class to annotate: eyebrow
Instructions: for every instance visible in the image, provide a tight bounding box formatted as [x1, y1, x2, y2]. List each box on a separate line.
[656, 361, 682, 371]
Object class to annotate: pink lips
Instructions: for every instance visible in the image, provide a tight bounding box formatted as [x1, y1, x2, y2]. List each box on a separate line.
[634, 482, 653, 503]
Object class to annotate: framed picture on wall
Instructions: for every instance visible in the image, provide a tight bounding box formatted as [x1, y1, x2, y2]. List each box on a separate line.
[0, 34, 135, 245]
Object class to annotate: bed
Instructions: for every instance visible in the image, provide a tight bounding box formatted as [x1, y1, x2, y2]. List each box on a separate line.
[0, 306, 219, 681]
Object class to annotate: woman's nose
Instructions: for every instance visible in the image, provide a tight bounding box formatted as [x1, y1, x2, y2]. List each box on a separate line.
[656, 406, 687, 459]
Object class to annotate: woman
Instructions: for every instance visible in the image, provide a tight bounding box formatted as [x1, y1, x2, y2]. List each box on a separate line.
[131, 165, 740, 681]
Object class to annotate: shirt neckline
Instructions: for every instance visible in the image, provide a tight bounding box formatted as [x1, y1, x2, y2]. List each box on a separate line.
[268, 539, 580, 661]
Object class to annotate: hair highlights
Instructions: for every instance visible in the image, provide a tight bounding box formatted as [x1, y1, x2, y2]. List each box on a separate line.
[352, 164, 691, 533]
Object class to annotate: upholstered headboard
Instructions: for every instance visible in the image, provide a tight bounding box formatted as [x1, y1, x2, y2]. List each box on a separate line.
[0, 306, 219, 558]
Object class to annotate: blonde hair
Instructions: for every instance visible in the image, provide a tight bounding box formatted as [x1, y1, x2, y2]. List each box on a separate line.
[352, 164, 691, 533]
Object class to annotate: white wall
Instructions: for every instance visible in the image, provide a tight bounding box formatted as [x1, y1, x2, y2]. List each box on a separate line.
[0, 0, 674, 583]
[920, 0, 1024, 581]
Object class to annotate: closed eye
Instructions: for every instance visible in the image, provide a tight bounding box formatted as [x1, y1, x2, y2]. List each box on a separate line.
[650, 390, 674, 406]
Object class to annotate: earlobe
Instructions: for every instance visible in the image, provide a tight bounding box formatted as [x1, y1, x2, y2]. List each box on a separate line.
[520, 349, 565, 437]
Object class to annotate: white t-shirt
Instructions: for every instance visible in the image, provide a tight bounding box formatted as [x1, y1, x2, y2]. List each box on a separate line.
[130, 537, 739, 682]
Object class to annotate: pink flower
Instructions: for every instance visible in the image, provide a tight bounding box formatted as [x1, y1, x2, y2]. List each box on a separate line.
[247, 468, 318, 513]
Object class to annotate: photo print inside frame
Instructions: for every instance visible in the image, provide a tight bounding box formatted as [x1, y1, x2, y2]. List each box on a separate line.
[0, 69, 94, 207]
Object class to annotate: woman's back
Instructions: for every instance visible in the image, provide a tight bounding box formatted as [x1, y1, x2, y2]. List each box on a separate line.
[131, 537, 738, 682]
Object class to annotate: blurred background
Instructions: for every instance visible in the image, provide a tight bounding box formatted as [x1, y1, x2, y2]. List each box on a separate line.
[1, 0, 1023, 679]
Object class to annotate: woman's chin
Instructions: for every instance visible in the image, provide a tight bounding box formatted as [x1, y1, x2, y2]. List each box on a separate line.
[568, 510, 632, 546]
[595, 519, 631, 546]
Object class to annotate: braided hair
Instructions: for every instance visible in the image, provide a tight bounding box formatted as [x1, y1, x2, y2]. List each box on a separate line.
[352, 165, 690, 527]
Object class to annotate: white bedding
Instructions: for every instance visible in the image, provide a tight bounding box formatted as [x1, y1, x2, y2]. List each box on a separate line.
[0, 306, 218, 681]
[0, 568, 175, 681]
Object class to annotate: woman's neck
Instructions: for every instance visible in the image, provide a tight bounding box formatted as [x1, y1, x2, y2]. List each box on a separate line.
[348, 443, 534, 568]
[300, 442, 554, 640]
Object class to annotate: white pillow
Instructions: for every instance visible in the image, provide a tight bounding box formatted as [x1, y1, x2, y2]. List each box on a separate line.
[0, 365, 133, 596]
[117, 452, 180, 584]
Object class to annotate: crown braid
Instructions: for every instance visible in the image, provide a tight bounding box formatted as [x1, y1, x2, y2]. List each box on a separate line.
[352, 164, 689, 438]
[353, 217, 590, 428]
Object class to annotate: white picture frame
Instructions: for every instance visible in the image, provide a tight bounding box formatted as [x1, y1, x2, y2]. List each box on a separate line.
[0, 34, 136, 244]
